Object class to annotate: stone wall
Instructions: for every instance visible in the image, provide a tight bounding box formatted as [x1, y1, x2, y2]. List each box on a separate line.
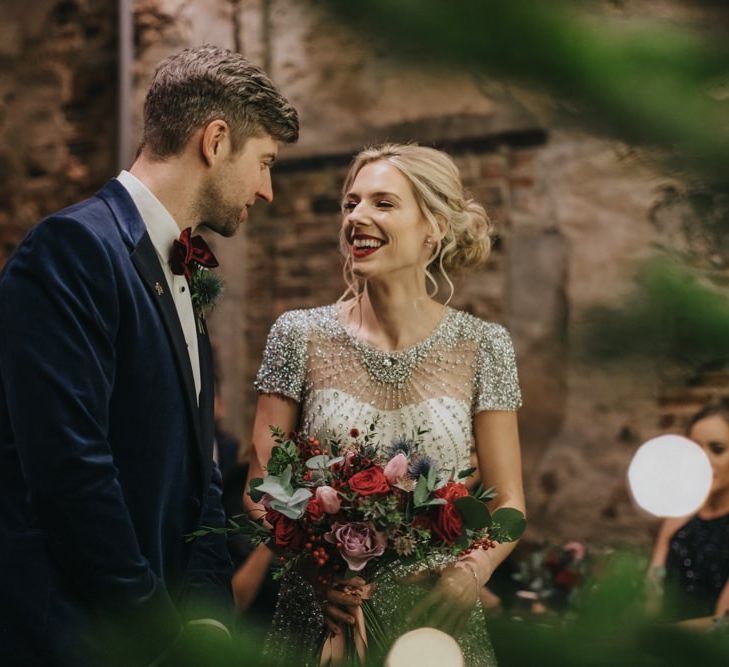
[0, 0, 118, 263]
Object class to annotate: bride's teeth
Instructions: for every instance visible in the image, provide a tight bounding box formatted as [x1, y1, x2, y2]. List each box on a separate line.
[353, 238, 383, 249]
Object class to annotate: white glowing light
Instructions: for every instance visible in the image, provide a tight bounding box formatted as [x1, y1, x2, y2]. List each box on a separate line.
[385, 628, 464, 667]
[628, 435, 712, 518]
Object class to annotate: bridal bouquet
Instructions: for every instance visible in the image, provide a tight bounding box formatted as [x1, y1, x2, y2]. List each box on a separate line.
[225, 422, 525, 580]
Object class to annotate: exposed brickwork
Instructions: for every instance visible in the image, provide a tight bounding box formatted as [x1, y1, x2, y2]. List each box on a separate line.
[0, 0, 117, 265]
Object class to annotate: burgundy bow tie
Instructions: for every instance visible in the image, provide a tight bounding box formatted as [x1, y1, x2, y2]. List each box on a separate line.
[169, 227, 219, 281]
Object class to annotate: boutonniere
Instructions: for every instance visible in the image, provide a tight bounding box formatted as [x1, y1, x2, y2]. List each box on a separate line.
[190, 265, 223, 332]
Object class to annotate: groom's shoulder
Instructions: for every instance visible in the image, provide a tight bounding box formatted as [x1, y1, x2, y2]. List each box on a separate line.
[23, 189, 118, 248]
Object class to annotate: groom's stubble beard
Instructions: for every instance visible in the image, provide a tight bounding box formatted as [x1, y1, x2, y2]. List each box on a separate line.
[194, 171, 241, 238]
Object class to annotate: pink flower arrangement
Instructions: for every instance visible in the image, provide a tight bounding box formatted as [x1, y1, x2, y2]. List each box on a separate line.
[241, 424, 525, 579]
[324, 521, 386, 571]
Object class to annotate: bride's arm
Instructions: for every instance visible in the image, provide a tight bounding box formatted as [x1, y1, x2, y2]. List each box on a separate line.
[408, 410, 524, 636]
[243, 393, 299, 519]
[458, 409, 525, 584]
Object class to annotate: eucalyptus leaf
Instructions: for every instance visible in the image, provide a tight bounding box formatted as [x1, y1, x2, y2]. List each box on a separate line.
[327, 456, 345, 467]
[269, 497, 309, 520]
[413, 475, 429, 507]
[426, 464, 437, 491]
[458, 467, 477, 479]
[490, 507, 527, 542]
[306, 455, 330, 469]
[288, 487, 313, 505]
[256, 475, 293, 502]
[454, 495, 491, 530]
[248, 477, 265, 503]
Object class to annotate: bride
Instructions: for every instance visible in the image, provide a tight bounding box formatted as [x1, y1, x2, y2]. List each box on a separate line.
[244, 143, 525, 665]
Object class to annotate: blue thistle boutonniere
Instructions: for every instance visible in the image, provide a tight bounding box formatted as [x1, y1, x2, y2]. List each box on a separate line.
[190, 265, 223, 331]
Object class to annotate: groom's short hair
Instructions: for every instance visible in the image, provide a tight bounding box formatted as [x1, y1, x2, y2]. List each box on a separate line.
[141, 45, 299, 158]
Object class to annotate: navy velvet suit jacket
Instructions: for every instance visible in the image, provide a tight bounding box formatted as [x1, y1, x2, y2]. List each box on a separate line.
[0, 180, 233, 666]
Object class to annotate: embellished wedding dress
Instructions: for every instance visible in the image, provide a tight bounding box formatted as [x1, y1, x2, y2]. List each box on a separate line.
[255, 304, 521, 666]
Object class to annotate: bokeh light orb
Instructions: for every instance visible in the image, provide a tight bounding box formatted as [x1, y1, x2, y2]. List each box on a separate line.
[385, 628, 463, 667]
[628, 435, 712, 518]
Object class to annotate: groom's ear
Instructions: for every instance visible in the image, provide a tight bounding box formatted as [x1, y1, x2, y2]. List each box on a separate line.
[200, 119, 231, 167]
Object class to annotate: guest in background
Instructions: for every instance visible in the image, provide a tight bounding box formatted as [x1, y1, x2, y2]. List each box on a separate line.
[649, 401, 729, 621]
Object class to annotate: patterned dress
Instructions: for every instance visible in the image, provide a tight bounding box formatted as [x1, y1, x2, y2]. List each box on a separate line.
[254, 304, 521, 666]
[664, 514, 729, 621]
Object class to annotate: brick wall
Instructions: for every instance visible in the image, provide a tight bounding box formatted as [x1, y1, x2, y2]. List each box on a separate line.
[0, 0, 118, 263]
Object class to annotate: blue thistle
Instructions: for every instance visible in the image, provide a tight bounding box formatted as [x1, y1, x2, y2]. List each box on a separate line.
[409, 455, 434, 481]
[387, 436, 416, 459]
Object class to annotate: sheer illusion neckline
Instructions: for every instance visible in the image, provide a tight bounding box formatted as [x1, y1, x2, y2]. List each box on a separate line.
[334, 304, 453, 357]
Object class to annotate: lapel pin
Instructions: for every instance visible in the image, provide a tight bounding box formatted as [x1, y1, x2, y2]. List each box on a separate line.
[154, 282, 164, 296]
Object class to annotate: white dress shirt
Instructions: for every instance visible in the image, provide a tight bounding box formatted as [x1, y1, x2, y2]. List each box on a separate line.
[116, 170, 201, 403]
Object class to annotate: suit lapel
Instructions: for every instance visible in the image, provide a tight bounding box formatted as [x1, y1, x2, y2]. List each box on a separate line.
[197, 320, 215, 486]
[97, 180, 207, 495]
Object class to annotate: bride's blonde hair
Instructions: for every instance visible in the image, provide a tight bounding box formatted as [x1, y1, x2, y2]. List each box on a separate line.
[338, 143, 493, 304]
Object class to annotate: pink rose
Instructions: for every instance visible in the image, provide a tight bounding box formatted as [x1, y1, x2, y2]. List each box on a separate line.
[384, 453, 408, 483]
[315, 485, 342, 514]
[324, 521, 386, 571]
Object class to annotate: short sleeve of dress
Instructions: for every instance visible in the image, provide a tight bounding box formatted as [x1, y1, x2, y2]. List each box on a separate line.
[254, 311, 308, 402]
[474, 323, 522, 412]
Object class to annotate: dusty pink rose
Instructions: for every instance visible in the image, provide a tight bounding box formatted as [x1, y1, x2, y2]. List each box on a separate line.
[315, 485, 341, 514]
[324, 521, 386, 571]
[383, 453, 408, 483]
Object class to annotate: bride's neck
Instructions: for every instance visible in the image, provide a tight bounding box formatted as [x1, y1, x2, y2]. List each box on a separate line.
[347, 278, 444, 351]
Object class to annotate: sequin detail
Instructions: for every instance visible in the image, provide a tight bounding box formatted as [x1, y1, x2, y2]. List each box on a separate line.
[255, 304, 521, 666]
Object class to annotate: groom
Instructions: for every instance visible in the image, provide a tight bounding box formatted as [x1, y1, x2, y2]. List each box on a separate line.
[0, 46, 298, 666]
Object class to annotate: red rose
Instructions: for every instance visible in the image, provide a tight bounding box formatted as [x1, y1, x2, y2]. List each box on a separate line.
[305, 498, 324, 522]
[348, 466, 390, 496]
[273, 514, 306, 551]
[431, 503, 464, 544]
[265, 509, 283, 527]
[431, 481, 469, 545]
[434, 481, 469, 503]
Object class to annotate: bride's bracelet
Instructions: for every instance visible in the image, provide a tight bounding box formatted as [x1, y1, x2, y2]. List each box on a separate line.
[456, 562, 482, 594]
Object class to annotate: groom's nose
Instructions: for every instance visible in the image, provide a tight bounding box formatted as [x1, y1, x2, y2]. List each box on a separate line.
[257, 171, 273, 203]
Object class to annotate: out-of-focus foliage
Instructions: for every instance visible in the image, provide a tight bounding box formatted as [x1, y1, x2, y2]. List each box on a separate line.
[92, 552, 729, 666]
[582, 259, 729, 369]
[491, 551, 729, 667]
[320, 0, 729, 183]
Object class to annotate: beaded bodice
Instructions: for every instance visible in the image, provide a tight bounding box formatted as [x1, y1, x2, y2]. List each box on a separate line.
[255, 305, 521, 473]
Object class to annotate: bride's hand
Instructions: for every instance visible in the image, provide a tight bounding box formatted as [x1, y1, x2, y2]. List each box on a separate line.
[317, 575, 367, 635]
[405, 564, 481, 638]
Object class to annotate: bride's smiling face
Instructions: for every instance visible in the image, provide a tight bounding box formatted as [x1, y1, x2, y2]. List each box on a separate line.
[341, 161, 432, 280]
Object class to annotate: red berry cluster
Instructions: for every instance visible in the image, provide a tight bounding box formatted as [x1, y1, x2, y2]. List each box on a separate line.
[299, 435, 323, 458]
[305, 530, 334, 568]
[461, 535, 496, 555]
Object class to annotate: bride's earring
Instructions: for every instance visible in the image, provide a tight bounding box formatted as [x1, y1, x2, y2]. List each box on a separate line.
[425, 237, 434, 248]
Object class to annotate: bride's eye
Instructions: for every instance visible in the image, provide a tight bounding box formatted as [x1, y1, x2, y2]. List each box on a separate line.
[342, 201, 356, 212]
[376, 200, 393, 209]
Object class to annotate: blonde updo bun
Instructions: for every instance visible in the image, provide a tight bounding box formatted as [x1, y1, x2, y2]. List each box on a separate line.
[439, 197, 493, 274]
[341, 143, 493, 302]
